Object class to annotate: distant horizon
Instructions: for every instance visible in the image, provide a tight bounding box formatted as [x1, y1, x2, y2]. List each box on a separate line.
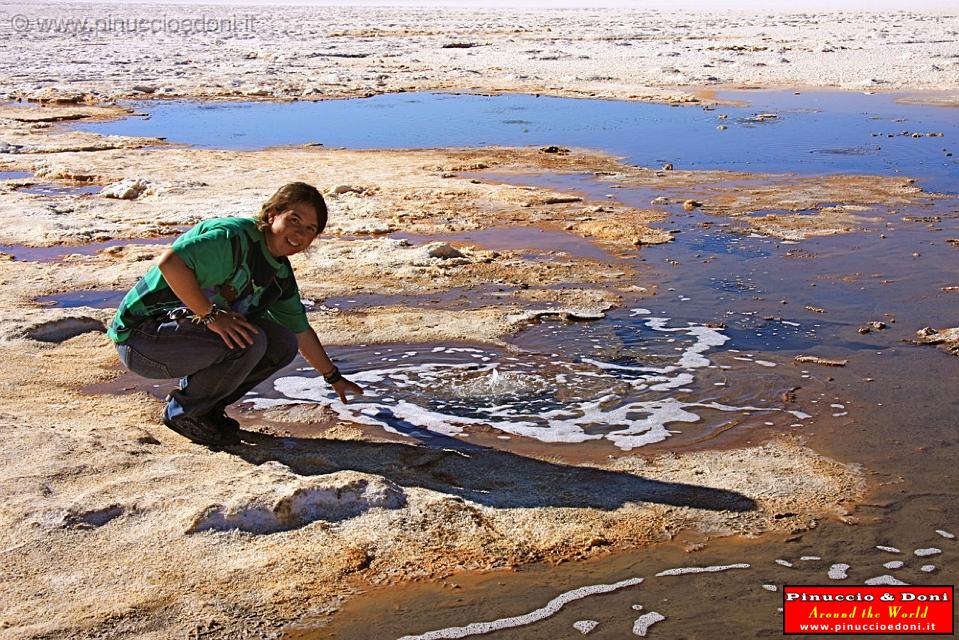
[22, 0, 959, 11]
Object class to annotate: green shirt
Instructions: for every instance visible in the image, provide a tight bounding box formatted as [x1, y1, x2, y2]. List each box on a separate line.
[108, 217, 310, 343]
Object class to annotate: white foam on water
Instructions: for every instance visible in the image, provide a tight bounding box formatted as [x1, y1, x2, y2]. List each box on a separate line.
[865, 575, 909, 586]
[395, 577, 644, 640]
[254, 315, 800, 450]
[876, 545, 901, 553]
[573, 620, 599, 634]
[828, 563, 850, 580]
[935, 529, 955, 539]
[655, 563, 750, 577]
[632, 612, 666, 637]
[914, 547, 941, 557]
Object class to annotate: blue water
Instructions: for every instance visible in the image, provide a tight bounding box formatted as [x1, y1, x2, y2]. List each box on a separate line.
[74, 91, 958, 192]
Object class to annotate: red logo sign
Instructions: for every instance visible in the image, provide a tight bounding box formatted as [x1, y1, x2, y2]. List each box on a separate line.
[783, 586, 954, 635]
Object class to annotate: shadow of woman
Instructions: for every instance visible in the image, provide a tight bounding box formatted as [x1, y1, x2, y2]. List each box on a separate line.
[225, 407, 757, 513]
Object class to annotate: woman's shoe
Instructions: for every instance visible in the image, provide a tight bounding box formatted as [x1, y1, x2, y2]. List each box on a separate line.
[163, 410, 238, 447]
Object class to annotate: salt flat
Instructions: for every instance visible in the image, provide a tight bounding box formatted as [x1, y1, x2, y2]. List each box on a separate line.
[0, 4, 956, 640]
[1, 4, 957, 104]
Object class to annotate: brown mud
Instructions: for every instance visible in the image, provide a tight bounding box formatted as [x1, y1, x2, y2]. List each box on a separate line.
[0, 98, 956, 640]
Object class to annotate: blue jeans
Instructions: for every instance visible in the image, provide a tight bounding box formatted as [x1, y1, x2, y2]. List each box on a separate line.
[115, 316, 299, 419]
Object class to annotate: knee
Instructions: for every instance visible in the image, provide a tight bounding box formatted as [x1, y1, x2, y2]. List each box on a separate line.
[234, 329, 269, 363]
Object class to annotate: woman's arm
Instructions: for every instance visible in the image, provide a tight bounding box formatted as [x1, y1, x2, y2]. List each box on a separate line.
[296, 327, 364, 403]
[157, 249, 259, 349]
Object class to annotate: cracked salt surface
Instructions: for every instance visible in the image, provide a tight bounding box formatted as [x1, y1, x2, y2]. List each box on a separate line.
[395, 577, 643, 640]
[251, 314, 806, 450]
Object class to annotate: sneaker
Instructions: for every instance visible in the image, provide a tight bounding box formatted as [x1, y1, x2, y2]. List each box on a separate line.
[163, 410, 239, 447]
[205, 406, 241, 434]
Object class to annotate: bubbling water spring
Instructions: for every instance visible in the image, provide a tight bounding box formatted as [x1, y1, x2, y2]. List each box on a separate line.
[248, 310, 809, 450]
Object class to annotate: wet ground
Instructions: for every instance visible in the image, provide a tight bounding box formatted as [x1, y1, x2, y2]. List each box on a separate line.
[282, 173, 957, 638]
[63, 91, 958, 638]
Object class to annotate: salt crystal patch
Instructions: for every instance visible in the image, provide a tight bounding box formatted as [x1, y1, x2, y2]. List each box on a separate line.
[573, 620, 599, 634]
[656, 563, 750, 577]
[762, 584, 778, 592]
[865, 575, 909, 586]
[876, 546, 901, 553]
[632, 612, 666, 637]
[775, 559, 793, 567]
[920, 565, 937, 573]
[935, 529, 955, 539]
[828, 563, 850, 580]
[883, 561, 904, 569]
[914, 548, 941, 557]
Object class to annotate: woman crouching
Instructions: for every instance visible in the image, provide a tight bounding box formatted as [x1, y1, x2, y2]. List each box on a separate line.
[107, 182, 363, 447]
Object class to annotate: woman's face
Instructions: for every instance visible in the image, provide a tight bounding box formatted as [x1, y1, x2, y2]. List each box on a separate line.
[265, 201, 320, 257]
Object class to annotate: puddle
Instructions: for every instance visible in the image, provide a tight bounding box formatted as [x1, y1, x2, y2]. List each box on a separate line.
[74, 91, 959, 192]
[0, 236, 173, 262]
[271, 162, 959, 637]
[392, 226, 617, 262]
[247, 308, 804, 453]
[0, 171, 32, 180]
[17, 183, 102, 196]
[35, 289, 125, 308]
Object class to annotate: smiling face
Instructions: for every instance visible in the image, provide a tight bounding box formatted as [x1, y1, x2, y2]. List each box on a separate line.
[263, 201, 320, 258]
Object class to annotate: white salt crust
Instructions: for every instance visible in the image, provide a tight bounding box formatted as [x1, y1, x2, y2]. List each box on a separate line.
[762, 584, 778, 592]
[921, 565, 937, 573]
[865, 575, 909, 586]
[883, 561, 904, 569]
[632, 612, 666, 637]
[573, 620, 599, 634]
[828, 564, 850, 580]
[935, 529, 955, 539]
[655, 563, 750, 577]
[397, 577, 644, 640]
[876, 546, 901, 553]
[914, 548, 942, 557]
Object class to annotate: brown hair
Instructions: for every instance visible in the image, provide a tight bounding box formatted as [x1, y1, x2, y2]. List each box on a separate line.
[256, 182, 328, 235]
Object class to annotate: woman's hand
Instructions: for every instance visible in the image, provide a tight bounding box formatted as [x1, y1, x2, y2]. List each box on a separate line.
[207, 312, 259, 349]
[332, 377, 364, 403]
